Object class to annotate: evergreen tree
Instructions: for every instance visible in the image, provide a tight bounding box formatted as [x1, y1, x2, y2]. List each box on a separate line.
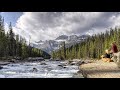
[51, 27, 120, 60]
[0, 15, 50, 60]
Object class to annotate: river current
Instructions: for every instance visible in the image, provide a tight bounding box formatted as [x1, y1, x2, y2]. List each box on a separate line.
[0, 60, 80, 78]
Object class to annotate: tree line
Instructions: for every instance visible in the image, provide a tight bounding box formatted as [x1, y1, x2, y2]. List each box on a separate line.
[51, 27, 120, 60]
[0, 15, 50, 60]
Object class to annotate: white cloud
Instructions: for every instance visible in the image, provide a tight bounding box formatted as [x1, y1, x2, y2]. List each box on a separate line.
[12, 12, 120, 43]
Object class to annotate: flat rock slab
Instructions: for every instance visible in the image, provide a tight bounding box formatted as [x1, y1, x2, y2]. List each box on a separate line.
[0, 61, 10, 65]
[72, 73, 84, 78]
[80, 60, 120, 78]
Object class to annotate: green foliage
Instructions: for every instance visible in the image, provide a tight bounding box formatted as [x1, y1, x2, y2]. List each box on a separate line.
[52, 27, 120, 60]
[0, 15, 50, 60]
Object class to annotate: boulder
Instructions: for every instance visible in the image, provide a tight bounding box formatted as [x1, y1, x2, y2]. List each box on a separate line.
[40, 62, 47, 65]
[31, 68, 38, 72]
[16, 57, 21, 60]
[28, 57, 45, 61]
[9, 59, 16, 63]
[72, 70, 84, 78]
[50, 58, 53, 61]
[0, 66, 3, 69]
[58, 64, 64, 67]
[58, 64, 67, 68]
[70, 62, 77, 65]
[36, 57, 44, 61]
[55, 59, 61, 61]
[63, 66, 67, 68]
[68, 60, 73, 64]
[76, 61, 85, 66]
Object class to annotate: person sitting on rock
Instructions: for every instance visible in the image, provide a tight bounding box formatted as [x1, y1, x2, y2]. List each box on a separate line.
[110, 42, 118, 54]
[101, 49, 112, 62]
[109, 42, 119, 62]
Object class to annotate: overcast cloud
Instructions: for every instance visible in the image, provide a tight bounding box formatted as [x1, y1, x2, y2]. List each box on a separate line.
[12, 12, 120, 43]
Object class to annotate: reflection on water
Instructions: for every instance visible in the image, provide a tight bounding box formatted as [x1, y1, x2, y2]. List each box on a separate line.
[0, 60, 79, 78]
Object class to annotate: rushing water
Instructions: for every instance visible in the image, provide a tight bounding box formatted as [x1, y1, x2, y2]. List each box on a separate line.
[0, 60, 80, 78]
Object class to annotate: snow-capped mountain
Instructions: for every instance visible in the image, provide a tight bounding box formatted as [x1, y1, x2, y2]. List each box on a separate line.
[56, 35, 68, 40]
[31, 34, 90, 54]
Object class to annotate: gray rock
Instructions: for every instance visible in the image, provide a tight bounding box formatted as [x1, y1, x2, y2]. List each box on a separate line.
[31, 68, 38, 72]
[40, 62, 47, 65]
[55, 59, 61, 61]
[72, 73, 84, 78]
[70, 62, 77, 65]
[9, 59, 16, 63]
[0, 66, 3, 69]
[76, 61, 85, 66]
[58, 64, 64, 67]
[68, 60, 73, 64]
[58, 64, 67, 68]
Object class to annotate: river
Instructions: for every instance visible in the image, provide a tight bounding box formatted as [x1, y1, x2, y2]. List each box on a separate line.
[0, 60, 83, 78]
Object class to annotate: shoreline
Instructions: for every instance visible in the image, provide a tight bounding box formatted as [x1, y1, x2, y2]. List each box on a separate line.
[0, 60, 84, 78]
[0, 59, 94, 78]
[79, 60, 120, 78]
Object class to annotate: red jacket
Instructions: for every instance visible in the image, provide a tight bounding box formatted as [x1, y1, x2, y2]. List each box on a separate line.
[112, 44, 118, 53]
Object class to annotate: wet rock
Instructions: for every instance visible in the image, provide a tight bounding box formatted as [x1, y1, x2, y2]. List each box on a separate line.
[60, 63, 67, 66]
[11, 65, 14, 66]
[55, 59, 61, 61]
[83, 60, 93, 64]
[3, 67, 8, 69]
[76, 61, 85, 66]
[50, 58, 53, 61]
[58, 64, 63, 67]
[36, 57, 45, 61]
[13, 57, 21, 60]
[47, 67, 52, 71]
[16, 57, 21, 60]
[26, 64, 32, 66]
[58, 64, 67, 68]
[20, 63, 24, 65]
[0, 62, 10, 65]
[0, 66, 3, 69]
[28, 57, 44, 62]
[70, 62, 77, 65]
[72, 70, 85, 78]
[9, 64, 18, 67]
[58, 64, 66, 66]
[40, 62, 47, 65]
[9, 59, 16, 63]
[31, 68, 38, 72]
[68, 60, 73, 64]
[63, 66, 66, 68]
[72, 73, 84, 78]
[68, 60, 86, 66]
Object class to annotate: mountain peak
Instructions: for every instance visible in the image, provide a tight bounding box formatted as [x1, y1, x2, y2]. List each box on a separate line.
[31, 34, 90, 54]
[55, 35, 68, 40]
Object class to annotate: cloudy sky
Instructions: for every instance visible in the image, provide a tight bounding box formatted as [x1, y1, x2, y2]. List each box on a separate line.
[1, 12, 120, 43]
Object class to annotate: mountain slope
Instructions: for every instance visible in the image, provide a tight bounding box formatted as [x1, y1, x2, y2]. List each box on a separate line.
[31, 34, 90, 54]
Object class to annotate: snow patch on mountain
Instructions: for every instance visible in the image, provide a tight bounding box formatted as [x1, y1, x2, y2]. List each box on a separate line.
[31, 34, 90, 54]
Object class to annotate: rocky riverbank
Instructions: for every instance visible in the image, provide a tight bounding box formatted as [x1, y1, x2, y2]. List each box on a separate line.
[0, 59, 93, 78]
[70, 59, 94, 78]
[80, 60, 120, 78]
[0, 59, 83, 78]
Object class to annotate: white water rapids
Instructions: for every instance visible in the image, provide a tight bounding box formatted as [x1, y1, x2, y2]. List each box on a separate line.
[0, 60, 82, 78]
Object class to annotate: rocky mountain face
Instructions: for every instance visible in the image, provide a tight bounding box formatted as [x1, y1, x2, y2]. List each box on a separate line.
[31, 34, 90, 54]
